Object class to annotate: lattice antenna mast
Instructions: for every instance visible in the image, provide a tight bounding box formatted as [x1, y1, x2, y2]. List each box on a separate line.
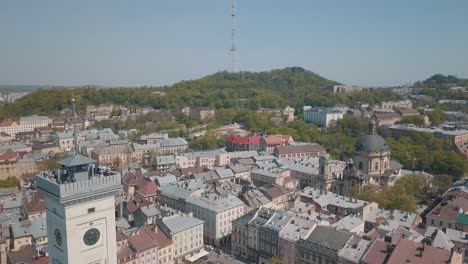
[229, 0, 238, 72]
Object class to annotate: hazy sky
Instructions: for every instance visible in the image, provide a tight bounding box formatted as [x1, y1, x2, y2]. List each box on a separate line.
[1, 0, 467, 87]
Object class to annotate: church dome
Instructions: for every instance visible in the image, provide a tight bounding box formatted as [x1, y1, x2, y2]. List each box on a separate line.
[354, 134, 389, 153]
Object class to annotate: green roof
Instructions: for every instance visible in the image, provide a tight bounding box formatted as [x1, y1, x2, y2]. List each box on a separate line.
[232, 210, 257, 226]
[58, 154, 96, 167]
[456, 213, 468, 225]
[306, 226, 352, 251]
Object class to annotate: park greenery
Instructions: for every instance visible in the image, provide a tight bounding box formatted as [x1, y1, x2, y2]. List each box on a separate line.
[414, 74, 468, 89]
[396, 115, 425, 126]
[0, 177, 20, 188]
[348, 174, 453, 213]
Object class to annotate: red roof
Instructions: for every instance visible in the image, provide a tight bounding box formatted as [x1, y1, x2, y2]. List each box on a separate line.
[0, 150, 18, 161]
[7, 245, 48, 264]
[150, 225, 173, 248]
[126, 197, 151, 214]
[362, 240, 390, 264]
[136, 181, 157, 197]
[0, 119, 18, 127]
[227, 134, 261, 145]
[18, 151, 29, 158]
[24, 192, 46, 215]
[275, 144, 326, 155]
[127, 226, 170, 253]
[386, 239, 452, 264]
[264, 134, 291, 145]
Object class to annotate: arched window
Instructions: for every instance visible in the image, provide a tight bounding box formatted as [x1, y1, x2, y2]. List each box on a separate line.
[384, 161, 387, 169]
[375, 162, 379, 170]
[358, 162, 363, 170]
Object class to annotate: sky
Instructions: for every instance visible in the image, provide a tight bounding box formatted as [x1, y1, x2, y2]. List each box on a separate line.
[1, 0, 467, 87]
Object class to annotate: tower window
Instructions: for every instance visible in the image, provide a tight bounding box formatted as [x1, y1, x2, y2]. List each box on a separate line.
[88, 207, 95, 214]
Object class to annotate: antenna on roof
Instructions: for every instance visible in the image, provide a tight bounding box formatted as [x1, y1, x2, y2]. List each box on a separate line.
[229, 0, 239, 72]
[72, 98, 79, 155]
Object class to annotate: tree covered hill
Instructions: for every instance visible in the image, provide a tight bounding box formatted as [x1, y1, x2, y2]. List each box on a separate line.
[414, 74, 468, 89]
[0, 67, 401, 119]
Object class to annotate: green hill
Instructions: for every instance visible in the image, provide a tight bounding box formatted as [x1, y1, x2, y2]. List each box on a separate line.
[0, 67, 400, 119]
[414, 74, 468, 89]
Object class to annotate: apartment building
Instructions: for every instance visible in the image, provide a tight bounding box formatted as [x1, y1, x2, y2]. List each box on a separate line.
[186, 194, 244, 246]
[157, 213, 205, 261]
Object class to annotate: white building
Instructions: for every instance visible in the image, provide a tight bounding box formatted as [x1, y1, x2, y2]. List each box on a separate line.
[378, 99, 413, 110]
[36, 155, 122, 264]
[19, 115, 53, 131]
[186, 194, 244, 246]
[55, 128, 119, 151]
[157, 213, 206, 261]
[176, 150, 230, 169]
[303, 107, 345, 127]
[0, 115, 52, 140]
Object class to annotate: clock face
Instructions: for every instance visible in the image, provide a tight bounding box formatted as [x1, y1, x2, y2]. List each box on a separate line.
[83, 228, 100, 246]
[54, 229, 62, 246]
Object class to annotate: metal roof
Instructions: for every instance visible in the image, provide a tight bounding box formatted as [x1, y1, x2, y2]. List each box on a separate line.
[57, 154, 96, 167]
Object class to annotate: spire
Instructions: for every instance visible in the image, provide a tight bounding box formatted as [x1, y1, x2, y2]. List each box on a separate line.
[72, 98, 79, 155]
[368, 121, 377, 134]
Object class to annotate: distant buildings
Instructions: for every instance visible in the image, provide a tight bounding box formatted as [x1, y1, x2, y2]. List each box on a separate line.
[0, 115, 52, 140]
[439, 99, 468, 105]
[3, 92, 30, 103]
[330, 85, 363, 94]
[86, 104, 113, 121]
[274, 144, 326, 159]
[374, 99, 413, 111]
[372, 112, 402, 127]
[226, 134, 262, 152]
[179, 106, 215, 121]
[259, 134, 294, 154]
[303, 106, 345, 127]
[175, 150, 229, 169]
[390, 124, 468, 157]
[257, 106, 295, 122]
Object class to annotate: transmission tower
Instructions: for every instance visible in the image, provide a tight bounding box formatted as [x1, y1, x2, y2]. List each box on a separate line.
[229, 0, 238, 72]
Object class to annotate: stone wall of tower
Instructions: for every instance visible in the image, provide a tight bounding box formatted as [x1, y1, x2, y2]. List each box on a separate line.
[46, 194, 118, 264]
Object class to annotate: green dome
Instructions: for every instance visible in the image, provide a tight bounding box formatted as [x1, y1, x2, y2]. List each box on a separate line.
[355, 134, 389, 153]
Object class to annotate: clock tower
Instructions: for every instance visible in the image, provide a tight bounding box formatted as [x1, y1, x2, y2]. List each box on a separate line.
[36, 154, 122, 264]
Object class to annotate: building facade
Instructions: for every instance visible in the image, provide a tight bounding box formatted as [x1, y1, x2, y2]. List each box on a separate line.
[36, 155, 122, 264]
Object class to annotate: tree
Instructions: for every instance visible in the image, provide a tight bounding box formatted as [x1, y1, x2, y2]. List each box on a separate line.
[397, 116, 425, 127]
[112, 156, 124, 174]
[38, 155, 61, 171]
[0, 177, 20, 188]
[267, 256, 288, 264]
[428, 109, 447, 126]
